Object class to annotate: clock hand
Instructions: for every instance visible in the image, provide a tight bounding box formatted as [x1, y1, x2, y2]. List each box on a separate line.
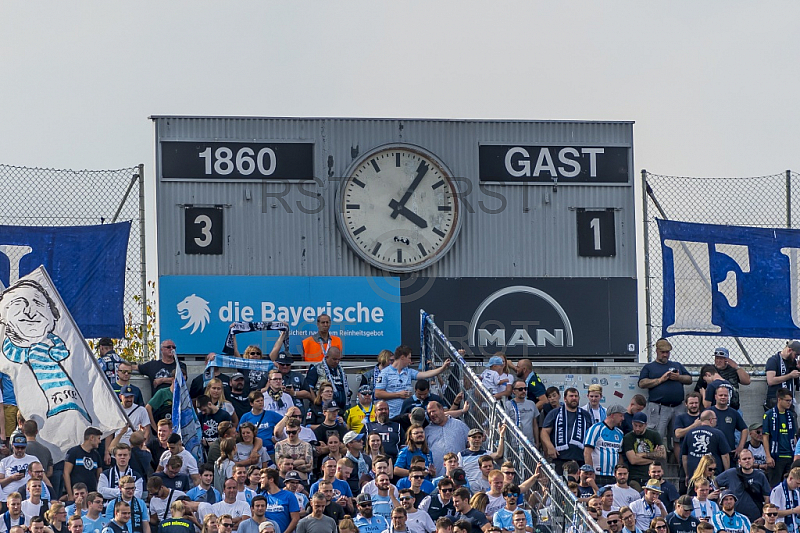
[388, 160, 429, 219]
[391, 205, 428, 228]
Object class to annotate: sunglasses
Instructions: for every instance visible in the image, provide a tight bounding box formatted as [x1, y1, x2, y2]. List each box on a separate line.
[440, 488, 453, 493]
[505, 493, 519, 498]
[766, 513, 778, 517]
[164, 345, 176, 349]
[607, 520, 619, 525]
[359, 503, 373, 507]
[118, 370, 131, 374]
[220, 524, 233, 528]
[513, 387, 527, 391]
[410, 476, 424, 480]
[286, 431, 299, 435]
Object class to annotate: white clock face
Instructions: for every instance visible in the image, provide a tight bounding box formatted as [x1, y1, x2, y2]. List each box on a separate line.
[337, 145, 462, 273]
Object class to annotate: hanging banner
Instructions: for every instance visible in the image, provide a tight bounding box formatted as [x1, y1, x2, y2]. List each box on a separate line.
[659, 218, 800, 338]
[0, 267, 130, 462]
[0, 222, 131, 338]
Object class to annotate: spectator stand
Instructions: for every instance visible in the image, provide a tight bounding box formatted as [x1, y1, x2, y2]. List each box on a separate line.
[420, 310, 603, 533]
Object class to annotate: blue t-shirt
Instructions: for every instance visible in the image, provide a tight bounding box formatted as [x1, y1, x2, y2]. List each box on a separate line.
[104, 498, 148, 533]
[395, 447, 433, 471]
[705, 379, 734, 407]
[674, 413, 700, 446]
[709, 406, 746, 449]
[186, 485, 222, 504]
[397, 477, 435, 493]
[264, 489, 301, 533]
[638, 360, 690, 405]
[375, 366, 419, 418]
[371, 493, 394, 520]
[82, 514, 109, 533]
[309, 478, 353, 499]
[354, 514, 388, 533]
[681, 426, 731, 476]
[583, 422, 623, 476]
[493, 508, 532, 531]
[239, 409, 284, 455]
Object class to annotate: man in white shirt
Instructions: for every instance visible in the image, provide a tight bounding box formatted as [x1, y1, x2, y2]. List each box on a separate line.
[609, 465, 640, 511]
[0, 435, 37, 500]
[146, 476, 185, 524]
[157, 434, 200, 486]
[212, 478, 252, 531]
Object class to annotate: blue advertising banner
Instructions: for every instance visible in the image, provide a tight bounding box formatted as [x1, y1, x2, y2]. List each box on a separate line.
[659, 218, 800, 339]
[159, 275, 402, 355]
[0, 223, 131, 338]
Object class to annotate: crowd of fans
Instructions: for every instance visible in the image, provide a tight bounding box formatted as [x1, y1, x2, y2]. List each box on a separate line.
[4, 315, 800, 533]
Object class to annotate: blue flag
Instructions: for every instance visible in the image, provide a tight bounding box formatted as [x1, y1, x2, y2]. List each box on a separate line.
[0, 222, 130, 338]
[658, 218, 800, 339]
[172, 361, 204, 464]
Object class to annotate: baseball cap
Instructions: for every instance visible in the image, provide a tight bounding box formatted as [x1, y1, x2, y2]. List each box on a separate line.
[714, 347, 729, 358]
[749, 422, 763, 432]
[632, 412, 648, 424]
[284, 471, 301, 482]
[98, 337, 114, 347]
[720, 489, 737, 502]
[410, 407, 426, 425]
[356, 493, 372, 504]
[676, 495, 693, 508]
[643, 479, 663, 493]
[655, 338, 672, 351]
[468, 428, 484, 437]
[276, 353, 293, 365]
[579, 464, 594, 473]
[323, 400, 340, 411]
[343, 431, 364, 445]
[451, 468, 467, 485]
[597, 486, 611, 496]
[322, 455, 338, 464]
[359, 384, 373, 395]
[119, 385, 135, 397]
[606, 404, 626, 416]
[230, 372, 245, 381]
[259, 522, 277, 533]
[11, 435, 26, 447]
[789, 340, 800, 353]
[488, 356, 504, 366]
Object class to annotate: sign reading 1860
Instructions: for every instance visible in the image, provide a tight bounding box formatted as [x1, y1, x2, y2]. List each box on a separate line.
[479, 145, 629, 183]
[160, 141, 314, 180]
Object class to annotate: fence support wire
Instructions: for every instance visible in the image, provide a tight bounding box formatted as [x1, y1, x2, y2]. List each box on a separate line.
[420, 310, 603, 533]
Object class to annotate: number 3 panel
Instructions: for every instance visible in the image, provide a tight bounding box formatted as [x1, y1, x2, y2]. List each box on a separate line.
[185, 206, 224, 255]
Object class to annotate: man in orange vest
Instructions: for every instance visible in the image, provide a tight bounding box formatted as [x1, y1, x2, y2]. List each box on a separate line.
[301, 314, 343, 363]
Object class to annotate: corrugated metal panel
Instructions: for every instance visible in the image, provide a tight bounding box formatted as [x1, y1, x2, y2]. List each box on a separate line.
[154, 117, 635, 278]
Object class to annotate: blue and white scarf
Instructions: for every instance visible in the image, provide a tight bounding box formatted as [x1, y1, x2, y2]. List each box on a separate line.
[784, 479, 799, 531]
[554, 404, 585, 452]
[767, 405, 797, 456]
[203, 353, 276, 383]
[222, 321, 289, 355]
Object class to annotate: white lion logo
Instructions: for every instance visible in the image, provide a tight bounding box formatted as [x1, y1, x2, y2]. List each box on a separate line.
[177, 294, 210, 334]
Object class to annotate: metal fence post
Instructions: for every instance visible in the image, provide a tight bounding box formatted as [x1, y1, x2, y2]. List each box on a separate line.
[641, 169, 653, 362]
[138, 164, 148, 359]
[787, 169, 792, 229]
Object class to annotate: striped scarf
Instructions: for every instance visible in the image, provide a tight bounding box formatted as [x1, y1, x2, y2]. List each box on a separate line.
[2, 334, 90, 422]
[222, 321, 289, 354]
[554, 404, 585, 452]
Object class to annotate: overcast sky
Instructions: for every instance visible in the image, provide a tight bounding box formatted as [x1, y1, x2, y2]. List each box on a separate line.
[3, 2, 799, 356]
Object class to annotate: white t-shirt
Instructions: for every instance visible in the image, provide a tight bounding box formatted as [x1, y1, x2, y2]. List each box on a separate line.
[485, 493, 506, 518]
[406, 510, 435, 533]
[22, 498, 45, 519]
[211, 500, 252, 530]
[120, 405, 150, 445]
[158, 448, 199, 476]
[263, 392, 293, 416]
[0, 513, 23, 533]
[149, 488, 187, 521]
[480, 369, 506, 395]
[0, 453, 37, 499]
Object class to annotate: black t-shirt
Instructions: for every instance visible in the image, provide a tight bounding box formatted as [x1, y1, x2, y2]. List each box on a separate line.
[225, 388, 252, 419]
[243, 369, 269, 393]
[425, 495, 456, 521]
[306, 404, 326, 426]
[324, 501, 346, 523]
[159, 518, 194, 533]
[283, 370, 308, 410]
[200, 408, 233, 444]
[364, 421, 402, 458]
[314, 422, 348, 444]
[65, 445, 102, 492]
[138, 359, 187, 392]
[665, 512, 699, 533]
[147, 437, 169, 471]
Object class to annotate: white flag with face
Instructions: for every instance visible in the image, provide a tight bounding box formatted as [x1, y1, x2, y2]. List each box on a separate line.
[0, 266, 129, 462]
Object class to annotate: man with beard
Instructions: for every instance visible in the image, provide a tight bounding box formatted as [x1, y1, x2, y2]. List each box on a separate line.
[354, 493, 388, 533]
[637, 338, 692, 442]
[711, 491, 751, 533]
[665, 495, 699, 533]
[395, 426, 434, 478]
[365, 401, 403, 460]
[609, 464, 640, 510]
[715, 449, 770, 523]
[766, 342, 800, 409]
[504, 381, 539, 448]
[583, 404, 626, 487]
[673, 393, 702, 466]
[419, 477, 456, 522]
[513, 360, 547, 411]
[305, 347, 350, 408]
[225, 374, 252, 420]
[622, 411, 666, 488]
[541, 387, 592, 472]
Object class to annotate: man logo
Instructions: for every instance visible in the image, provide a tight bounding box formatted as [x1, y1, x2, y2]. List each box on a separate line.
[177, 294, 210, 334]
[467, 286, 574, 348]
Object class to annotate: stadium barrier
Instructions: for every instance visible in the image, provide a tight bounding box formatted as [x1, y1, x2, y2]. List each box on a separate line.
[420, 310, 603, 533]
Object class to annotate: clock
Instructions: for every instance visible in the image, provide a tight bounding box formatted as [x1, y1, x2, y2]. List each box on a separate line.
[336, 144, 462, 273]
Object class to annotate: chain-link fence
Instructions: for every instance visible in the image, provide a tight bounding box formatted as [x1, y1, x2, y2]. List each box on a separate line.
[0, 163, 149, 358]
[421, 311, 603, 533]
[643, 169, 798, 366]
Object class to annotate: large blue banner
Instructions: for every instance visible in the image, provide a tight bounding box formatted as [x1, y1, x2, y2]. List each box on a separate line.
[159, 275, 402, 355]
[0, 223, 131, 338]
[659, 218, 800, 339]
